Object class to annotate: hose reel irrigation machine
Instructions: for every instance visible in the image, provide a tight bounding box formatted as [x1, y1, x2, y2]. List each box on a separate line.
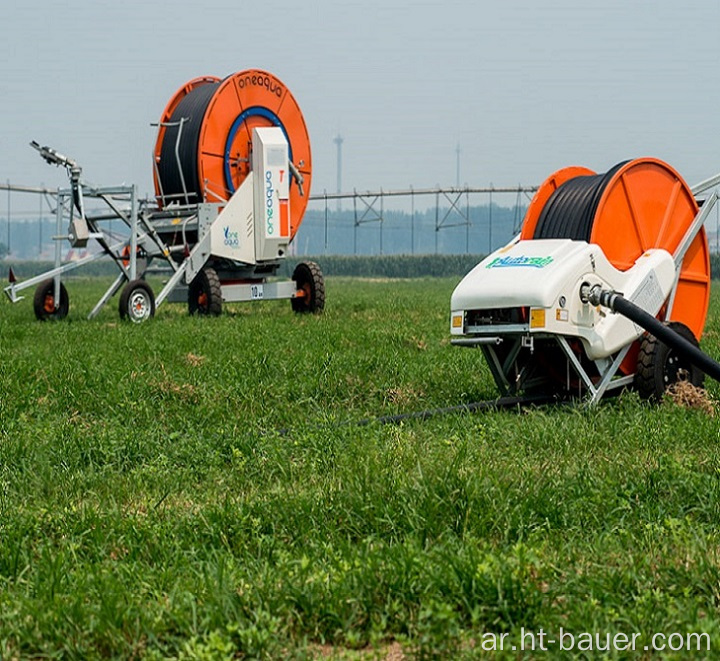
[4, 69, 324, 321]
[451, 159, 720, 404]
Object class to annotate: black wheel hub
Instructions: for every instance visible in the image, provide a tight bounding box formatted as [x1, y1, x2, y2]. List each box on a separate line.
[663, 353, 693, 387]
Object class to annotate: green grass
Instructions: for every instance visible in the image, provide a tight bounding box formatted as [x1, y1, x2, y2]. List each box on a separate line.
[1, 277, 720, 659]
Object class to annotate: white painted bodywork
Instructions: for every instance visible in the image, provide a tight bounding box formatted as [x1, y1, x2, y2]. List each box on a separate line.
[209, 173, 257, 264]
[205, 127, 292, 266]
[252, 127, 291, 261]
[450, 238, 676, 360]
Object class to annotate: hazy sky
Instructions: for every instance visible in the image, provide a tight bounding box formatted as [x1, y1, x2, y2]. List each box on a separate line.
[2, 0, 719, 199]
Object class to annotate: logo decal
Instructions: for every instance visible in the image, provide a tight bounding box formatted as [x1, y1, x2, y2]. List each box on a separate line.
[486, 255, 554, 269]
[265, 170, 275, 235]
[223, 226, 239, 247]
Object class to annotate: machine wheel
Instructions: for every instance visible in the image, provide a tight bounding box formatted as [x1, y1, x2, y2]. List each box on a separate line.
[119, 279, 156, 323]
[291, 261, 325, 314]
[188, 267, 222, 316]
[33, 279, 69, 321]
[635, 321, 704, 399]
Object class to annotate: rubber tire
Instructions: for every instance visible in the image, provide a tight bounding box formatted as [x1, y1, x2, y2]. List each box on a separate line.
[119, 279, 156, 323]
[635, 321, 705, 399]
[33, 279, 69, 321]
[291, 261, 325, 314]
[188, 266, 222, 316]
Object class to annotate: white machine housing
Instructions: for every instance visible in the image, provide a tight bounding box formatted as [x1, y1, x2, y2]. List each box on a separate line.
[253, 127, 291, 261]
[451, 238, 676, 360]
[204, 126, 291, 266]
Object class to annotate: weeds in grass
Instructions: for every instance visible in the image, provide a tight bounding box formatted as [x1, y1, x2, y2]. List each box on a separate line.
[665, 381, 716, 416]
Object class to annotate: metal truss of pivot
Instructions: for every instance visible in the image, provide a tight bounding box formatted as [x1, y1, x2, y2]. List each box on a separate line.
[352, 188, 385, 254]
[312, 185, 538, 255]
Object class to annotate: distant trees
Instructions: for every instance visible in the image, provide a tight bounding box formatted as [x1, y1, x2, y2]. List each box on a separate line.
[0, 242, 8, 259]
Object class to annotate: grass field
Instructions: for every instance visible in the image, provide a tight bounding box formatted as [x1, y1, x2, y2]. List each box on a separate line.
[1, 276, 720, 659]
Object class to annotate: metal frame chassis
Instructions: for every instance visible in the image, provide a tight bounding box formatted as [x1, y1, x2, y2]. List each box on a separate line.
[665, 190, 718, 320]
[454, 329, 634, 405]
[3, 176, 303, 319]
[4, 184, 140, 306]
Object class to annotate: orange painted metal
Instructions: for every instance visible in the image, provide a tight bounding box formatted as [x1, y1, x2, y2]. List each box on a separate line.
[520, 166, 595, 240]
[153, 69, 312, 241]
[279, 199, 290, 238]
[198, 69, 311, 240]
[590, 158, 710, 341]
[524, 157, 710, 377]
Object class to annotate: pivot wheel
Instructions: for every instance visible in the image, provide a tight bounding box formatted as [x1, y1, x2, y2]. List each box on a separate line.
[33, 279, 69, 321]
[119, 279, 156, 323]
[635, 321, 704, 399]
[291, 261, 325, 314]
[188, 266, 222, 316]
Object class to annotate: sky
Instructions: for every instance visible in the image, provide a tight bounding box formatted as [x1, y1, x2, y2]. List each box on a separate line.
[1, 0, 720, 200]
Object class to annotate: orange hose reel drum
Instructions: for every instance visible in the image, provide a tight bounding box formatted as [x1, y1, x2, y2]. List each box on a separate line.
[153, 69, 312, 241]
[589, 158, 709, 340]
[520, 157, 710, 368]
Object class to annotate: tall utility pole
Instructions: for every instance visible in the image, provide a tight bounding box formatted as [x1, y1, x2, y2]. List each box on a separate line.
[6, 180, 10, 255]
[456, 144, 461, 188]
[334, 135, 344, 212]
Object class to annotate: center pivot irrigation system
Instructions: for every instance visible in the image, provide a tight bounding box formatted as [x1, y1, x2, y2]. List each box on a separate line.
[451, 158, 720, 403]
[4, 69, 325, 322]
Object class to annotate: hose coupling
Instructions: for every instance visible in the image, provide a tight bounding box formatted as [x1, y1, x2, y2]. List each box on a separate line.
[579, 283, 616, 308]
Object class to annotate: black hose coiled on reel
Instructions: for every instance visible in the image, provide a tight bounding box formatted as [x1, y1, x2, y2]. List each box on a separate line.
[157, 82, 219, 204]
[533, 161, 628, 240]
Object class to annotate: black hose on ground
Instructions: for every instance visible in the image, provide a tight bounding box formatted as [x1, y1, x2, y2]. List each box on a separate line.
[273, 394, 555, 437]
[584, 286, 720, 383]
[354, 393, 554, 427]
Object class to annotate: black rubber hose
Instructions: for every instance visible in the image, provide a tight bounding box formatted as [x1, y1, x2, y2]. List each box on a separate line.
[273, 393, 555, 437]
[534, 161, 629, 240]
[595, 289, 720, 383]
[354, 393, 554, 426]
[157, 82, 219, 204]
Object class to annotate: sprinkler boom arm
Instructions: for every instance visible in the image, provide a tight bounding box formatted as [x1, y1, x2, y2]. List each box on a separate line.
[30, 141, 81, 176]
[30, 141, 89, 247]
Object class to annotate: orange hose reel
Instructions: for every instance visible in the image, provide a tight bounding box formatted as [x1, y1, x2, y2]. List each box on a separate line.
[153, 69, 312, 241]
[521, 157, 711, 372]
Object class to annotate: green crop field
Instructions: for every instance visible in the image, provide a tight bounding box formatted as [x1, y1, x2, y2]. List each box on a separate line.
[1, 277, 720, 659]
